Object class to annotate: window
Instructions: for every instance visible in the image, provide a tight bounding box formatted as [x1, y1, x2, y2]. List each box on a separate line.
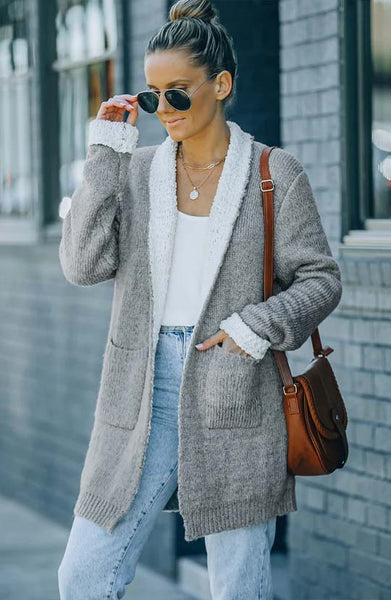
[53, 0, 117, 204]
[342, 0, 391, 252]
[371, 0, 391, 219]
[0, 0, 36, 221]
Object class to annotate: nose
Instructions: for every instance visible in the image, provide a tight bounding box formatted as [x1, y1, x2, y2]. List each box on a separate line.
[157, 91, 172, 112]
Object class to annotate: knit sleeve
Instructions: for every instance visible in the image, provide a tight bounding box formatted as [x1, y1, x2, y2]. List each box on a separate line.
[58, 119, 139, 286]
[219, 168, 343, 357]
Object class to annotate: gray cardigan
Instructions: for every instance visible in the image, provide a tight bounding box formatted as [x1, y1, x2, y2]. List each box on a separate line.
[58, 117, 342, 542]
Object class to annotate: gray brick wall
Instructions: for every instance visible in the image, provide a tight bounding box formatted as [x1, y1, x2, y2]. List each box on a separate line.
[280, 1, 391, 598]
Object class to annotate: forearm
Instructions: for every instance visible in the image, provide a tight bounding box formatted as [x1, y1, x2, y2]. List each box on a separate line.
[220, 168, 343, 355]
[59, 119, 139, 286]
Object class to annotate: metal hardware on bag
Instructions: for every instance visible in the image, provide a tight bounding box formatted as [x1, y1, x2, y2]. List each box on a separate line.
[260, 178, 275, 192]
[283, 383, 297, 395]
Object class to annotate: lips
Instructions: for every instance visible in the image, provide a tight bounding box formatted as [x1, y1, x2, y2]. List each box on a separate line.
[167, 118, 185, 125]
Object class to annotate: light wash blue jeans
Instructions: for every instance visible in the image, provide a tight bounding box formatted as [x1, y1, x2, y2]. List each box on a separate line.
[58, 325, 277, 599]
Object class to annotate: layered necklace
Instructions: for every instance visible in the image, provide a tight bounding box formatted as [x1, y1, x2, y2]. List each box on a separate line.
[178, 142, 227, 200]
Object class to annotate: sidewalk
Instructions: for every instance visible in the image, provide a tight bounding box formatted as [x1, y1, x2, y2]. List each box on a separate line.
[0, 494, 289, 600]
[0, 495, 196, 600]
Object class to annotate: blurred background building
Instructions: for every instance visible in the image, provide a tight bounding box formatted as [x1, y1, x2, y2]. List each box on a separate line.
[0, 1, 390, 598]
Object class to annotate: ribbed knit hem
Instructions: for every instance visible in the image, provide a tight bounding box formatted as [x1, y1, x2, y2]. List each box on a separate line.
[73, 491, 125, 534]
[74, 486, 297, 541]
[181, 490, 297, 542]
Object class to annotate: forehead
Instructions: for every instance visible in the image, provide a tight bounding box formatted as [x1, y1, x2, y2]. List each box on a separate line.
[144, 51, 202, 88]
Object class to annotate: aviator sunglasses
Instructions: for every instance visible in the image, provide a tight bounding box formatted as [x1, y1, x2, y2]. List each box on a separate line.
[136, 72, 219, 113]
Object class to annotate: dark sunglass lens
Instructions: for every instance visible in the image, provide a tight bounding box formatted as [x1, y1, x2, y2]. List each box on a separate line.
[165, 89, 191, 111]
[137, 92, 158, 113]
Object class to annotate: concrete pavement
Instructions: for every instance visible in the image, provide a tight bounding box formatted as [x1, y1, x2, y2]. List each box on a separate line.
[0, 494, 196, 600]
[0, 494, 289, 600]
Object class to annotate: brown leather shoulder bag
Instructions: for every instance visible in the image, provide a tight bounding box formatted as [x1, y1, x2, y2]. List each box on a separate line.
[260, 145, 349, 476]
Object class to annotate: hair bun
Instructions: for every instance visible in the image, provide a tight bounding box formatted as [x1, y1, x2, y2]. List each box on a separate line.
[169, 0, 217, 23]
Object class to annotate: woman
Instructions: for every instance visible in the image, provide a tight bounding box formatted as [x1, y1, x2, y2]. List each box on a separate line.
[57, 0, 343, 598]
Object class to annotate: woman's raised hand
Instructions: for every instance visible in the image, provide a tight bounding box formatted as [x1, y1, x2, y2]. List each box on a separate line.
[96, 94, 139, 126]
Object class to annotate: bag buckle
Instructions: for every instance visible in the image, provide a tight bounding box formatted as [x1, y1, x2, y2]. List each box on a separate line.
[283, 383, 297, 395]
[260, 178, 275, 192]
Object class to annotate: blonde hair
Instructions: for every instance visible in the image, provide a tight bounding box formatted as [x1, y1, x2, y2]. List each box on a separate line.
[146, 0, 238, 112]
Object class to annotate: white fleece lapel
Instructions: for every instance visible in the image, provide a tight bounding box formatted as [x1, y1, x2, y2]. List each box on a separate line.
[148, 120, 254, 347]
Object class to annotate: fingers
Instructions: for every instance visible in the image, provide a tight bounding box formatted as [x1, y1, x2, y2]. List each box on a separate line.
[105, 97, 137, 111]
[97, 94, 139, 124]
[195, 330, 227, 350]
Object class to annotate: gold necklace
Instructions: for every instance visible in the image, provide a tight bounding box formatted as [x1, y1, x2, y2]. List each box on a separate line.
[178, 144, 227, 200]
[178, 144, 226, 170]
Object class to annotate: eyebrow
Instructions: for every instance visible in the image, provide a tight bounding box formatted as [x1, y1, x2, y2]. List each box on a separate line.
[147, 79, 192, 89]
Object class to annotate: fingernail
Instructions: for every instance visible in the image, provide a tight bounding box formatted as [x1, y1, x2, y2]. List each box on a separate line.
[195, 343, 204, 349]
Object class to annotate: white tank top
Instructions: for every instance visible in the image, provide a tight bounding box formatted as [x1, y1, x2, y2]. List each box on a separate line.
[161, 209, 210, 326]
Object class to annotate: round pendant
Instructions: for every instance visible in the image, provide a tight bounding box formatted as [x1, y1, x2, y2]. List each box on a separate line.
[189, 189, 199, 200]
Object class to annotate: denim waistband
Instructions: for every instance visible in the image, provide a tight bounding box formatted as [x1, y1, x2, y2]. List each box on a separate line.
[160, 325, 195, 332]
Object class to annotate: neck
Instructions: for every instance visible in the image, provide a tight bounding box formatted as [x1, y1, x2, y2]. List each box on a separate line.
[177, 118, 231, 167]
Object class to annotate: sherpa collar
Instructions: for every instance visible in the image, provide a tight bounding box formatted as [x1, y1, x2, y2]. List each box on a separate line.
[148, 120, 254, 347]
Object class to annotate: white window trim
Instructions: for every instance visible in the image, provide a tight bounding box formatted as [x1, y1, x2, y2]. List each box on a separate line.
[340, 219, 391, 256]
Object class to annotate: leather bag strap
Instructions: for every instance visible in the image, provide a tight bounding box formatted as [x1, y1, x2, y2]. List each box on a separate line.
[259, 146, 333, 394]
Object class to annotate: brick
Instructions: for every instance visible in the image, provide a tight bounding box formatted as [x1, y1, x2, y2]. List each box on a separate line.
[378, 532, 391, 560]
[317, 188, 340, 213]
[349, 422, 374, 448]
[342, 343, 362, 369]
[349, 574, 385, 600]
[280, 0, 299, 23]
[305, 486, 326, 511]
[349, 550, 391, 587]
[299, 92, 321, 117]
[281, 19, 309, 47]
[355, 287, 379, 310]
[374, 373, 391, 400]
[380, 262, 391, 288]
[308, 535, 348, 567]
[312, 512, 357, 546]
[351, 370, 375, 397]
[281, 94, 300, 118]
[364, 449, 387, 477]
[345, 446, 365, 472]
[347, 497, 367, 525]
[324, 315, 351, 341]
[298, 0, 339, 18]
[367, 504, 388, 531]
[355, 527, 378, 554]
[319, 87, 340, 115]
[373, 427, 391, 454]
[373, 321, 391, 347]
[318, 139, 341, 165]
[307, 11, 339, 41]
[377, 289, 391, 311]
[327, 490, 346, 515]
[351, 318, 374, 343]
[362, 345, 386, 372]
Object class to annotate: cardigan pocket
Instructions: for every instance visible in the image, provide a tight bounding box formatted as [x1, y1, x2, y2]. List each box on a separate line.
[204, 344, 263, 429]
[95, 338, 148, 429]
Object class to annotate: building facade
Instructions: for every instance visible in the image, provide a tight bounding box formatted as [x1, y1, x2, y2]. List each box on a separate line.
[0, 0, 390, 597]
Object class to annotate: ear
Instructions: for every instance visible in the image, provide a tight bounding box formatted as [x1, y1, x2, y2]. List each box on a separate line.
[216, 70, 232, 102]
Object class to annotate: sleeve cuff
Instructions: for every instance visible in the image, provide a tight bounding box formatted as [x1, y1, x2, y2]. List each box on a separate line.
[59, 195, 72, 219]
[219, 312, 271, 360]
[88, 118, 139, 154]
